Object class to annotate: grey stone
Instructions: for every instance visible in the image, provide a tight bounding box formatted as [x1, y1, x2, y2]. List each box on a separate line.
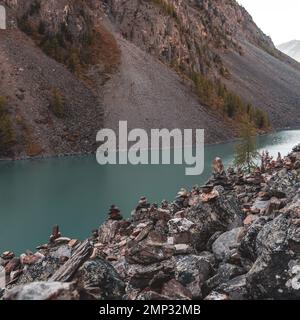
[212, 227, 244, 262]
[76, 258, 125, 300]
[3, 282, 79, 300]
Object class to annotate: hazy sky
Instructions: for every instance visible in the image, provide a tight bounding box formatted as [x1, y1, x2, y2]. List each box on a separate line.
[237, 0, 300, 45]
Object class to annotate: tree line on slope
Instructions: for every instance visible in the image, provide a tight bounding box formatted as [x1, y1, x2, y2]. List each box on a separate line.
[190, 72, 270, 130]
[0, 97, 15, 153]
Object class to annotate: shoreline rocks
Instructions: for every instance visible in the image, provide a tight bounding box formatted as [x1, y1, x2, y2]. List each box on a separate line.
[1, 144, 300, 300]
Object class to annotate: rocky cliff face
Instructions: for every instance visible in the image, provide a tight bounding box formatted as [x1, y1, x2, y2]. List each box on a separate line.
[1, 144, 300, 300]
[103, 0, 276, 76]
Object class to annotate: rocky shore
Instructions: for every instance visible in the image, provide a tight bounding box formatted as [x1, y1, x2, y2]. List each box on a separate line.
[1, 145, 300, 300]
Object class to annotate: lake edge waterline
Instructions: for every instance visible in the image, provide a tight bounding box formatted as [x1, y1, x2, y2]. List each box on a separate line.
[1, 139, 300, 301]
[2, 126, 294, 162]
[0, 129, 299, 254]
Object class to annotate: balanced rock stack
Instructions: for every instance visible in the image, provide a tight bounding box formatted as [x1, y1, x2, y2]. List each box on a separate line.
[206, 157, 231, 189]
[174, 188, 189, 209]
[136, 196, 150, 210]
[108, 205, 123, 221]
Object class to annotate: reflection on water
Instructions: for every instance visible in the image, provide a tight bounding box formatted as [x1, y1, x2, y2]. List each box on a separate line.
[0, 130, 299, 253]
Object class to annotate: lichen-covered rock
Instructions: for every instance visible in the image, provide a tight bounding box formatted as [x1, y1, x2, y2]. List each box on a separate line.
[0, 266, 5, 291]
[204, 291, 229, 300]
[267, 168, 300, 201]
[125, 241, 175, 265]
[204, 263, 245, 294]
[127, 260, 174, 289]
[239, 217, 272, 270]
[212, 227, 244, 262]
[76, 258, 125, 300]
[3, 282, 80, 300]
[215, 275, 248, 300]
[168, 218, 195, 234]
[246, 213, 300, 299]
[135, 290, 171, 300]
[187, 187, 243, 252]
[161, 279, 192, 300]
[174, 253, 214, 299]
[8, 256, 61, 287]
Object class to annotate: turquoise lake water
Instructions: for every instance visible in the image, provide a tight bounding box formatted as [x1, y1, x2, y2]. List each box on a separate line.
[0, 129, 299, 254]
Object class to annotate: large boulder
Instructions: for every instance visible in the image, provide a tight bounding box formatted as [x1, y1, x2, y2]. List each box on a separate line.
[246, 212, 300, 299]
[204, 263, 245, 294]
[186, 186, 243, 252]
[212, 227, 244, 262]
[127, 260, 174, 289]
[75, 258, 125, 300]
[174, 253, 214, 299]
[239, 217, 272, 270]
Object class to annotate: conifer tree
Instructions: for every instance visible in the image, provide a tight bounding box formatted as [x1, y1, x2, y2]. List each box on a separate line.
[234, 118, 260, 173]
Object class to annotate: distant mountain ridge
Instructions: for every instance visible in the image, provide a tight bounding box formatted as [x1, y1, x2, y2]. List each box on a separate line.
[278, 40, 300, 62]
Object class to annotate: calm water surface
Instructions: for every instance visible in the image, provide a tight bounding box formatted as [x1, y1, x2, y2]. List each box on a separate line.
[0, 130, 299, 253]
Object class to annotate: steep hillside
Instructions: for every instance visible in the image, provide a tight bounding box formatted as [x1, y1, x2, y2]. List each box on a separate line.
[278, 40, 300, 62]
[0, 28, 103, 158]
[1, 0, 300, 158]
[223, 40, 300, 128]
[101, 32, 234, 142]
[0, 0, 119, 158]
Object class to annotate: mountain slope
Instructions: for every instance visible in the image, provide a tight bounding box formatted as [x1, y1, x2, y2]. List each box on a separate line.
[1, 0, 300, 158]
[0, 28, 103, 158]
[101, 32, 234, 142]
[0, 0, 113, 158]
[103, 0, 300, 129]
[278, 40, 300, 62]
[223, 40, 300, 128]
